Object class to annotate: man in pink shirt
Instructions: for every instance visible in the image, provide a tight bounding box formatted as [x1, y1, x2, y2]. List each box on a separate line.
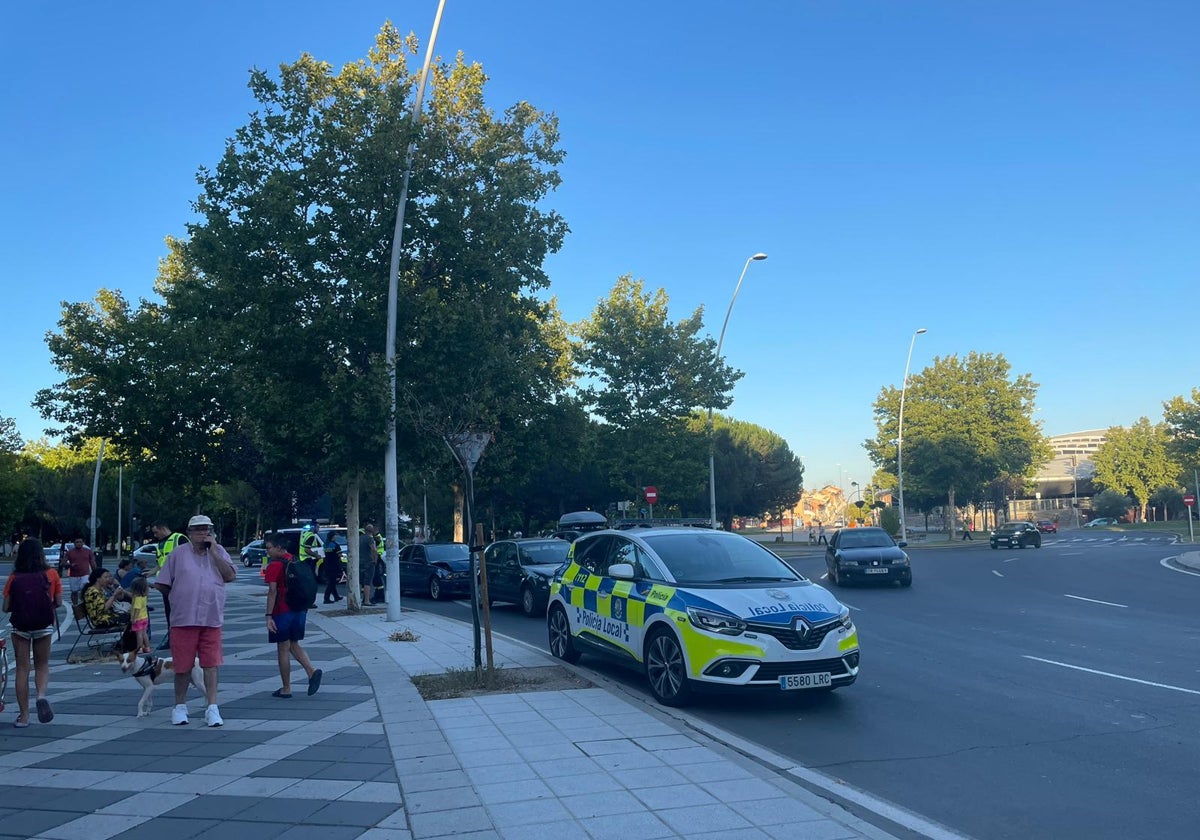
[63, 537, 97, 604]
[155, 514, 237, 727]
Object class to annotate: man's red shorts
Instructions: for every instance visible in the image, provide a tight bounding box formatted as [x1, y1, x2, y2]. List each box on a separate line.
[169, 625, 223, 668]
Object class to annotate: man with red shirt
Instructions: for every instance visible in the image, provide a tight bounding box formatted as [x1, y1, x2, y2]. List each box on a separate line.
[64, 537, 97, 604]
[263, 533, 322, 699]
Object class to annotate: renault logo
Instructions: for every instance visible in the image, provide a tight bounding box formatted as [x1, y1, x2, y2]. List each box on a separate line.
[792, 616, 811, 638]
[767, 589, 790, 600]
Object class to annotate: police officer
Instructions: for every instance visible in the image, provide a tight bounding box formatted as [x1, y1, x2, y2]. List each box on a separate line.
[151, 520, 184, 645]
[298, 521, 322, 608]
[364, 522, 386, 604]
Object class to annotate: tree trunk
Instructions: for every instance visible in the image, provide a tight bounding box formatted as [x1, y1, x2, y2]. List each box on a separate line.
[346, 472, 362, 611]
[453, 483, 464, 542]
[948, 488, 957, 540]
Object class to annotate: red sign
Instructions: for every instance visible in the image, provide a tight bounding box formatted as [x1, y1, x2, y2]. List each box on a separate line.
[1185, 494, 1196, 507]
[644, 486, 658, 504]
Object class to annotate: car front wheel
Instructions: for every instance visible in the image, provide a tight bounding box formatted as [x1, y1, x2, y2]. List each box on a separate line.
[520, 586, 539, 617]
[645, 628, 692, 707]
[428, 576, 442, 600]
[547, 605, 580, 664]
[829, 565, 841, 586]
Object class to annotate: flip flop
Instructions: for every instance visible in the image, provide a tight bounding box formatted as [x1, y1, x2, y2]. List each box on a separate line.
[271, 689, 292, 699]
[307, 669, 323, 696]
[13, 720, 29, 729]
[36, 698, 54, 723]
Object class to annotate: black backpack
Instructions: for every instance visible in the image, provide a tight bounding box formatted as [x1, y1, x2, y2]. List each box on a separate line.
[284, 559, 318, 611]
[9, 571, 55, 631]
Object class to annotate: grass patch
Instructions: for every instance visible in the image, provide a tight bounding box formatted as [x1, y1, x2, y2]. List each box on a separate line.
[411, 665, 592, 701]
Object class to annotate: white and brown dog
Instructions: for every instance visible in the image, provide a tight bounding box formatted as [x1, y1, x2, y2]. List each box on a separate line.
[119, 650, 205, 717]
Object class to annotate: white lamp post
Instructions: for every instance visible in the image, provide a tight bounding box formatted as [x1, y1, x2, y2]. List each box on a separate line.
[896, 327, 927, 541]
[709, 253, 768, 528]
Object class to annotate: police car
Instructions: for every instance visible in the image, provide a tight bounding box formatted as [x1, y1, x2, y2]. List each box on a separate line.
[547, 528, 859, 706]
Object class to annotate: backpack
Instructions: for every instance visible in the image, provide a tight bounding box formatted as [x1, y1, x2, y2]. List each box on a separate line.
[9, 571, 55, 631]
[284, 559, 318, 611]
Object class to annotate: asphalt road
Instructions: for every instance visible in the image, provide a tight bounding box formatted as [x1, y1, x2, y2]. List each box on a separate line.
[405, 532, 1200, 840]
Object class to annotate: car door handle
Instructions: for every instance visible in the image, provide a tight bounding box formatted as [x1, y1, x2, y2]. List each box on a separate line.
[598, 591, 610, 599]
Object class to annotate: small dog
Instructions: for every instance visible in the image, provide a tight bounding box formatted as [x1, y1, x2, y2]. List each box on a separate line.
[119, 649, 205, 717]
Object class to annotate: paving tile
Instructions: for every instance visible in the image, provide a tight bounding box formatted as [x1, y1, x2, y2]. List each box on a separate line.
[634, 783, 718, 810]
[729, 796, 826, 825]
[473, 778, 554, 805]
[355, 830, 413, 840]
[105, 816, 221, 840]
[699, 776, 784, 802]
[399, 769, 473, 794]
[269, 779, 362, 800]
[485, 798, 571, 828]
[306, 801, 402, 827]
[271, 826, 366, 840]
[560, 789, 646, 819]
[673, 760, 755, 784]
[394, 754, 462, 777]
[540, 772, 623, 797]
[162, 794, 256, 821]
[96, 792, 197, 816]
[463, 763, 538, 786]
[496, 820, 586, 840]
[582, 810, 675, 840]
[404, 784, 484, 814]
[407, 805, 494, 837]
[338, 782, 402, 803]
[32, 812, 149, 840]
[233, 797, 327, 824]
[763, 821, 859, 840]
[184, 820, 289, 840]
[656, 803, 753, 834]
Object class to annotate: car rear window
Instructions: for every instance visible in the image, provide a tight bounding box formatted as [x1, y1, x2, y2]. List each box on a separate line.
[518, 541, 569, 565]
[641, 533, 800, 584]
[426, 544, 469, 562]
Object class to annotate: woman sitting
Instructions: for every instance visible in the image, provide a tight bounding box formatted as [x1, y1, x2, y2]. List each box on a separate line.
[81, 568, 130, 629]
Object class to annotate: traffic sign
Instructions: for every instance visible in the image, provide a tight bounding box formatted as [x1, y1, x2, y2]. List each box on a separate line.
[644, 486, 658, 504]
[1185, 494, 1195, 507]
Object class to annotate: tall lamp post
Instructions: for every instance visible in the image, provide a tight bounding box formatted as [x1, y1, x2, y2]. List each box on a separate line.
[896, 327, 927, 541]
[709, 252, 768, 528]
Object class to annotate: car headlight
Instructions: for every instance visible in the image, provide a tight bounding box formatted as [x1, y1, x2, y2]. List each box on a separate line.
[686, 607, 746, 636]
[893, 554, 910, 565]
[838, 607, 853, 631]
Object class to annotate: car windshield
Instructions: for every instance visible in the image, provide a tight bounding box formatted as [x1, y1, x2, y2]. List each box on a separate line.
[837, 531, 895, 549]
[641, 533, 801, 584]
[426, 544, 469, 562]
[518, 541, 570, 565]
[996, 524, 1023, 533]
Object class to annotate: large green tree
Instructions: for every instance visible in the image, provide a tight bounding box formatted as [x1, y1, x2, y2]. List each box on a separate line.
[1091, 418, 1178, 521]
[574, 276, 741, 504]
[0, 414, 29, 535]
[692, 414, 803, 530]
[865, 352, 1050, 531]
[1163, 388, 1200, 472]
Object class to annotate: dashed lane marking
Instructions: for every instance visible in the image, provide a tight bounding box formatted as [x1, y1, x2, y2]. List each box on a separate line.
[1024, 655, 1200, 696]
[1063, 593, 1127, 608]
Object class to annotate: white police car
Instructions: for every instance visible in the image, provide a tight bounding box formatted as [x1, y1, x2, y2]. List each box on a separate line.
[547, 528, 859, 706]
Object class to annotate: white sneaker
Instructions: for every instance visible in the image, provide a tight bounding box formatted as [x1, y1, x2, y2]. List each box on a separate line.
[171, 704, 189, 725]
[204, 704, 223, 727]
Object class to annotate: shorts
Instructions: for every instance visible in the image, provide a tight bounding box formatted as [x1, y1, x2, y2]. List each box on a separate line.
[68, 576, 87, 595]
[359, 561, 374, 584]
[170, 625, 223, 668]
[131, 618, 150, 633]
[12, 627, 55, 641]
[269, 610, 306, 644]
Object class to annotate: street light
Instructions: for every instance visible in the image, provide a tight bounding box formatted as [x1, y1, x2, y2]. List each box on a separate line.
[896, 327, 927, 541]
[709, 252, 768, 528]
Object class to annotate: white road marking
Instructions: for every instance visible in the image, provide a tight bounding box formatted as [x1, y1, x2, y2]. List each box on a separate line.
[1058, 552, 1083, 556]
[992, 570, 1004, 578]
[1063, 594, 1127, 608]
[1023, 656, 1200, 696]
[1161, 556, 1200, 577]
[1003, 557, 1016, 563]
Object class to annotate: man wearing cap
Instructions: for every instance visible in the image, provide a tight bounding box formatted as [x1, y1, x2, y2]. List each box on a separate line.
[155, 514, 237, 727]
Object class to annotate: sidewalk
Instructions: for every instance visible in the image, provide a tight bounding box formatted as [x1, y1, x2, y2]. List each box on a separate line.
[0, 583, 905, 840]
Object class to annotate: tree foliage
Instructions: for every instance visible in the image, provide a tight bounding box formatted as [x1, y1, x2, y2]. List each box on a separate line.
[865, 352, 1050, 518]
[1092, 488, 1132, 520]
[1091, 418, 1178, 521]
[695, 414, 803, 530]
[1163, 388, 1200, 470]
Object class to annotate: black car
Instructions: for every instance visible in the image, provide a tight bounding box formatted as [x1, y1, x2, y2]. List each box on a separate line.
[484, 538, 571, 616]
[825, 527, 912, 587]
[397, 543, 471, 600]
[240, 539, 267, 568]
[990, 522, 1042, 549]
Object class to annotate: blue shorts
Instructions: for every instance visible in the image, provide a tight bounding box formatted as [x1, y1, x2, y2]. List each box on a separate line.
[269, 610, 307, 643]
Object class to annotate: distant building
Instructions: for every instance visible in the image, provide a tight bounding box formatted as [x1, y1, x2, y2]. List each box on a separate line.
[1033, 430, 1106, 498]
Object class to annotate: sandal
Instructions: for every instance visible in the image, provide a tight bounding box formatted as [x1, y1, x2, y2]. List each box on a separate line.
[307, 669, 323, 696]
[271, 689, 292, 698]
[36, 698, 54, 723]
[13, 720, 29, 729]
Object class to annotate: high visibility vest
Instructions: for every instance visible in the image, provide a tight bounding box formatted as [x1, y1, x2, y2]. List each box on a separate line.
[156, 533, 183, 569]
[300, 530, 320, 567]
[375, 533, 385, 560]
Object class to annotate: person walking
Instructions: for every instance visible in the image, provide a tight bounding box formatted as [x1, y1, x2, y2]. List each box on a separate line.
[63, 537, 97, 605]
[151, 521, 184, 645]
[961, 520, 973, 540]
[263, 533, 322, 699]
[357, 526, 378, 606]
[3, 539, 63, 727]
[322, 538, 344, 604]
[155, 514, 237, 727]
[365, 522, 386, 604]
[817, 523, 828, 545]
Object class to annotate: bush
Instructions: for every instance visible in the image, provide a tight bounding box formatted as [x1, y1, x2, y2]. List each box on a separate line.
[880, 507, 901, 537]
[1093, 488, 1132, 519]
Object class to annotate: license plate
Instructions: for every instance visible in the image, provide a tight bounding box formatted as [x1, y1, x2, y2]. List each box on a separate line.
[779, 672, 832, 690]
[864, 567, 889, 574]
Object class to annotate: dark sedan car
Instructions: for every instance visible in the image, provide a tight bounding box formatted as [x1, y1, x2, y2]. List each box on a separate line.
[240, 539, 268, 568]
[484, 538, 571, 616]
[398, 543, 472, 600]
[825, 527, 912, 587]
[990, 521, 1042, 549]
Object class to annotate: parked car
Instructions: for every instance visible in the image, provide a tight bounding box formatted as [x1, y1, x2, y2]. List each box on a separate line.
[824, 527, 912, 587]
[547, 528, 859, 706]
[1083, 517, 1119, 528]
[1035, 520, 1058, 534]
[990, 521, 1042, 549]
[484, 538, 571, 616]
[398, 542, 471, 600]
[551, 511, 608, 542]
[240, 539, 267, 568]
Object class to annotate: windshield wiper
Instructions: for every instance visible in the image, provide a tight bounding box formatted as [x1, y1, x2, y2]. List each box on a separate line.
[712, 576, 797, 583]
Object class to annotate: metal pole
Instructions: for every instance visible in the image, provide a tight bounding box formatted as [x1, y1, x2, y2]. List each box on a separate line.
[116, 466, 123, 559]
[89, 440, 105, 554]
[384, 0, 447, 621]
[897, 328, 927, 540]
[709, 253, 767, 529]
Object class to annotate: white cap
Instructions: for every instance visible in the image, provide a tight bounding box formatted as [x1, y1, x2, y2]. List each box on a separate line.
[187, 515, 214, 529]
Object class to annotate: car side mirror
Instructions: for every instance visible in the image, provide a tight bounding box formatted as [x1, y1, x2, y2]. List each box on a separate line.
[897, 541, 908, 548]
[607, 562, 635, 579]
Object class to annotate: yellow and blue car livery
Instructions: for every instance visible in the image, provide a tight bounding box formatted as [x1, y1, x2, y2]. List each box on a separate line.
[546, 528, 859, 706]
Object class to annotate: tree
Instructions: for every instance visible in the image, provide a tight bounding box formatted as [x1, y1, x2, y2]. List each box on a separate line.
[0, 414, 30, 535]
[1163, 388, 1200, 470]
[1092, 488, 1132, 520]
[575, 276, 741, 500]
[1149, 486, 1184, 521]
[865, 352, 1050, 533]
[1091, 418, 1178, 521]
[694, 415, 803, 530]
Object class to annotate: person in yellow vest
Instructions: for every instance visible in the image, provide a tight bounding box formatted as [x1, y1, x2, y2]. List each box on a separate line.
[298, 522, 322, 609]
[151, 521, 184, 645]
[364, 522, 386, 604]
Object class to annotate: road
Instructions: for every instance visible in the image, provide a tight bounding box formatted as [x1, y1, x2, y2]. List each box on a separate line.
[406, 532, 1200, 840]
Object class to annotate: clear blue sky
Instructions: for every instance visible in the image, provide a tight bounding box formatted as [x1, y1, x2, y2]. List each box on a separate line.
[2, 1, 1197, 496]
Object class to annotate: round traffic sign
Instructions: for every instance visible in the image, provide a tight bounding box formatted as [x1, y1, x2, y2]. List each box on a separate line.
[644, 486, 658, 504]
[1185, 494, 1196, 506]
